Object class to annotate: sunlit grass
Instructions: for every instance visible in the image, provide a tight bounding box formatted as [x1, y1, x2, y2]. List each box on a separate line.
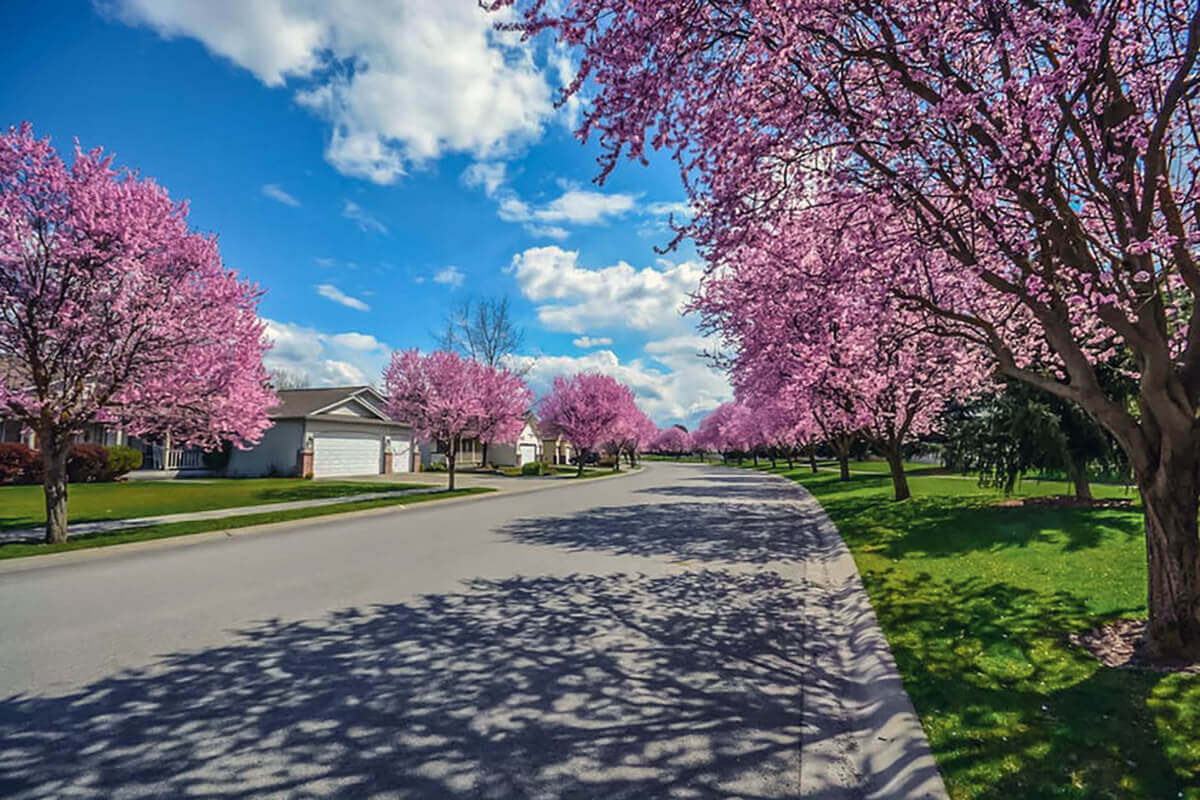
[758, 463, 1198, 799]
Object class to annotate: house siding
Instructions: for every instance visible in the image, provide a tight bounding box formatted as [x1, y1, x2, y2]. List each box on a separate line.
[225, 420, 305, 477]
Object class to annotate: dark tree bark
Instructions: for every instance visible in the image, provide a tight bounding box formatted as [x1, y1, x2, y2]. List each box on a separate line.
[446, 451, 456, 491]
[1135, 437, 1200, 661]
[1064, 451, 1092, 502]
[41, 433, 70, 544]
[831, 436, 853, 481]
[882, 442, 911, 502]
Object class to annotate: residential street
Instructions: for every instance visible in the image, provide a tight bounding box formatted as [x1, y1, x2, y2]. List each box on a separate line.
[0, 463, 945, 799]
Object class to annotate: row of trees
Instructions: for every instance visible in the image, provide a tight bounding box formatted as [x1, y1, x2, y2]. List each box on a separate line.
[0, 123, 670, 541]
[496, 0, 1200, 659]
[384, 351, 665, 487]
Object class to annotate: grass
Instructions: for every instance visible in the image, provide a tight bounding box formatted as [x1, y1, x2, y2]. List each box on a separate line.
[0, 487, 494, 560]
[754, 461, 1199, 799]
[0, 478, 426, 532]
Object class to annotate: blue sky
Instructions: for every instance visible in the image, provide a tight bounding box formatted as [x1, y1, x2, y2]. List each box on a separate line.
[0, 1, 729, 427]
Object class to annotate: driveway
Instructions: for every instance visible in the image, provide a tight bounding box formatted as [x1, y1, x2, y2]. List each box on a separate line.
[0, 463, 945, 798]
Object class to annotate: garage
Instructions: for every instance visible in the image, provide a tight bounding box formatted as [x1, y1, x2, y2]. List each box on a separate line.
[391, 437, 412, 473]
[519, 442, 539, 465]
[312, 432, 383, 478]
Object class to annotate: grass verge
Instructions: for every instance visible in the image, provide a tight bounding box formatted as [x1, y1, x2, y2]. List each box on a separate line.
[0, 487, 494, 561]
[757, 463, 1198, 799]
[0, 478, 428, 532]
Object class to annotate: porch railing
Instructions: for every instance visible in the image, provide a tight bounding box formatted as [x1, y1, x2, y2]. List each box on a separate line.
[151, 445, 205, 471]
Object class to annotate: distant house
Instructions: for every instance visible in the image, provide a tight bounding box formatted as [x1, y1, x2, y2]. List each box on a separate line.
[227, 386, 415, 479]
[537, 421, 575, 466]
[489, 418, 543, 467]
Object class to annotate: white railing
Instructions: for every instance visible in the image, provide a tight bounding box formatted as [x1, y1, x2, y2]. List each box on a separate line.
[151, 446, 205, 471]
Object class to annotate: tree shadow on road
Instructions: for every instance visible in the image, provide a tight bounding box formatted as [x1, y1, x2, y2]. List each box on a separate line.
[498, 499, 838, 565]
[0, 569, 885, 799]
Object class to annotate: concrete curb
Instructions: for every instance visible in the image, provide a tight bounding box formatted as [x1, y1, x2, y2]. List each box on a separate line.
[710, 465, 950, 799]
[0, 466, 645, 576]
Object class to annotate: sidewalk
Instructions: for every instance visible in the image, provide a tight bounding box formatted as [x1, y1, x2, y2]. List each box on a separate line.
[2, 467, 644, 545]
[0, 487, 438, 545]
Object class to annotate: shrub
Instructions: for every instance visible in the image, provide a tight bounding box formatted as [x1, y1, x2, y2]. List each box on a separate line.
[203, 441, 233, 470]
[67, 444, 110, 483]
[0, 443, 40, 485]
[597, 455, 617, 468]
[105, 445, 143, 480]
[521, 461, 550, 476]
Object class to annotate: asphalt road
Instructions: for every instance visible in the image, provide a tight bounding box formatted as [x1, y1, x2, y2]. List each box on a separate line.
[0, 462, 946, 799]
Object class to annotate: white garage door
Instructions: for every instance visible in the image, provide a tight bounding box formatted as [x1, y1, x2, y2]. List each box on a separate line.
[519, 443, 538, 465]
[391, 437, 412, 473]
[313, 433, 382, 478]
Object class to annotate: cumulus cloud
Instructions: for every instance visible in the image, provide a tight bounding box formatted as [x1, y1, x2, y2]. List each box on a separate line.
[433, 266, 465, 288]
[573, 336, 613, 348]
[316, 284, 371, 312]
[342, 200, 388, 235]
[111, 1, 553, 183]
[261, 183, 300, 206]
[507, 246, 703, 334]
[463, 166, 635, 238]
[263, 318, 390, 387]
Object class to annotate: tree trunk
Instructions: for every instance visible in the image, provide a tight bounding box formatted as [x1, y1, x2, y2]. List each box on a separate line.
[577, 450, 586, 477]
[809, 449, 819, 474]
[752, 452, 759, 467]
[481, 441, 489, 470]
[42, 437, 71, 544]
[770, 449, 777, 468]
[447, 452, 456, 491]
[883, 443, 911, 502]
[831, 438, 852, 481]
[1065, 452, 1092, 502]
[1139, 464, 1200, 661]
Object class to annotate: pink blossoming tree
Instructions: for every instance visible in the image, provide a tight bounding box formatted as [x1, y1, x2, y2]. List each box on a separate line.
[384, 349, 531, 490]
[538, 373, 635, 476]
[495, 0, 1200, 658]
[0, 124, 274, 543]
[653, 426, 692, 460]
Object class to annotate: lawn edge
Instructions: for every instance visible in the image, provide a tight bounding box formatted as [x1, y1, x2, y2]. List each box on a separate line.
[0, 464, 646, 574]
[0, 488, 493, 574]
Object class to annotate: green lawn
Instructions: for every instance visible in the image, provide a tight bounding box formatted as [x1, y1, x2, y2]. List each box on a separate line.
[755, 462, 1199, 799]
[0, 487, 494, 560]
[0, 478, 426, 532]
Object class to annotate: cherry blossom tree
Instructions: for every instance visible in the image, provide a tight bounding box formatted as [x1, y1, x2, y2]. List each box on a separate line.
[475, 365, 534, 468]
[603, 404, 655, 470]
[0, 124, 274, 544]
[385, 349, 530, 490]
[653, 426, 692, 460]
[538, 373, 635, 476]
[495, 0, 1200, 659]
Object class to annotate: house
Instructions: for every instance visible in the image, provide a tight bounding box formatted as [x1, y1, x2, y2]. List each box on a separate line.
[489, 418, 543, 467]
[421, 436, 484, 470]
[226, 386, 415, 478]
[537, 421, 575, 466]
[0, 417, 207, 474]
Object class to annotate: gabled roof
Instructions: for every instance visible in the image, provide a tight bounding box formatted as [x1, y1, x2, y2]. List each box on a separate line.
[270, 386, 403, 423]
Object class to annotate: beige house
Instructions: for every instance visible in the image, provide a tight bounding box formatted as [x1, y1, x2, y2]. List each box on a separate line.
[227, 386, 414, 479]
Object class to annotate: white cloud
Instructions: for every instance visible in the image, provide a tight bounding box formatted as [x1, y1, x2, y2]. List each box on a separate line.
[433, 266, 465, 288]
[112, 1, 553, 183]
[646, 201, 693, 219]
[507, 246, 703, 334]
[263, 318, 391, 387]
[328, 332, 386, 351]
[573, 336, 613, 348]
[261, 183, 300, 206]
[463, 165, 635, 238]
[316, 284, 371, 312]
[507, 346, 729, 428]
[342, 200, 388, 235]
[314, 256, 337, 267]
